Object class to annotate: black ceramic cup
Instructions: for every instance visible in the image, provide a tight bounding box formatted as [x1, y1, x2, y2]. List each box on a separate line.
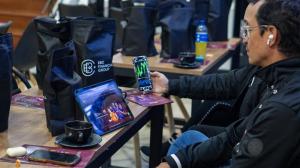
[178, 52, 196, 65]
[64, 120, 93, 144]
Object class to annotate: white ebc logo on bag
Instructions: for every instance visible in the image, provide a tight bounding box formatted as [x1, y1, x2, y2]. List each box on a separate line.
[81, 59, 112, 77]
[81, 59, 96, 76]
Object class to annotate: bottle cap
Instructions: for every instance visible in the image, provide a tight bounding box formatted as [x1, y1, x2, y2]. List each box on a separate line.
[199, 19, 206, 25]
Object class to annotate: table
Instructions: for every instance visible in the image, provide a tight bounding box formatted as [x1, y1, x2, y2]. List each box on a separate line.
[0, 88, 164, 167]
[113, 38, 241, 78]
[113, 38, 241, 130]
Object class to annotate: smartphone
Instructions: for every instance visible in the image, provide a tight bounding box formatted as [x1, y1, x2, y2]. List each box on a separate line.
[132, 56, 153, 93]
[28, 149, 81, 166]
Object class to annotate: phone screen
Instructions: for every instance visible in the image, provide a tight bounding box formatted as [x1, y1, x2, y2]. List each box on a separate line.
[133, 56, 152, 93]
[28, 150, 81, 166]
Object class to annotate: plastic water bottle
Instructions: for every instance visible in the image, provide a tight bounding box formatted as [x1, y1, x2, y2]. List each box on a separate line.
[195, 20, 208, 63]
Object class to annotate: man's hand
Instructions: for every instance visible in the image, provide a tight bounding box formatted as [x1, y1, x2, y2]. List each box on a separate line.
[151, 71, 169, 95]
[156, 162, 171, 168]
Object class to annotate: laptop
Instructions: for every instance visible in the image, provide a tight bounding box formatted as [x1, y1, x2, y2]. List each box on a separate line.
[74, 80, 134, 135]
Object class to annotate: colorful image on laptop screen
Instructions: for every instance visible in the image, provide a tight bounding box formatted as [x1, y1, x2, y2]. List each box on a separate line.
[74, 80, 134, 135]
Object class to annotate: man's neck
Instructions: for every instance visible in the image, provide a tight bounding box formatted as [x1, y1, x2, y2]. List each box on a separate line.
[262, 50, 287, 67]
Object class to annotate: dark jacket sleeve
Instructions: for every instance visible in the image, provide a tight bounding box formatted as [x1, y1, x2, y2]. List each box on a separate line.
[231, 102, 300, 168]
[168, 65, 256, 100]
[164, 118, 245, 168]
[165, 102, 300, 168]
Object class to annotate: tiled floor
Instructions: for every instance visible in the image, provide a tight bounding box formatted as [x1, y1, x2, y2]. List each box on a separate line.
[110, 98, 192, 168]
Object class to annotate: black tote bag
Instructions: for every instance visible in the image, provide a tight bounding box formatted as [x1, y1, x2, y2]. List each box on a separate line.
[121, 1, 157, 56]
[44, 41, 82, 136]
[0, 33, 12, 132]
[158, 0, 194, 59]
[71, 17, 115, 86]
[34, 17, 73, 90]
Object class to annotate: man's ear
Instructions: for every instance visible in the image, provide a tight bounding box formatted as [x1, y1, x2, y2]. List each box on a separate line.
[266, 26, 279, 47]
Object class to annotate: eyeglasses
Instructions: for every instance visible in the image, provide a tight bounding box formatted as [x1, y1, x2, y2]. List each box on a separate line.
[240, 22, 268, 41]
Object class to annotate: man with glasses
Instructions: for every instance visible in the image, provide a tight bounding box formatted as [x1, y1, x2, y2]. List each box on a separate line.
[155, 0, 300, 167]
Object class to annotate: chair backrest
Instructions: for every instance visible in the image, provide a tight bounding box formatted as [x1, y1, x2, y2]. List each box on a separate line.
[0, 21, 12, 34]
[58, 3, 96, 17]
[13, 20, 38, 72]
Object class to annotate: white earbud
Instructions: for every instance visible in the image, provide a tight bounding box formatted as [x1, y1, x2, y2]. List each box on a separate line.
[267, 34, 274, 46]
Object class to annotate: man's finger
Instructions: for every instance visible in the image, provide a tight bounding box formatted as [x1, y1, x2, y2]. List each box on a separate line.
[150, 71, 160, 77]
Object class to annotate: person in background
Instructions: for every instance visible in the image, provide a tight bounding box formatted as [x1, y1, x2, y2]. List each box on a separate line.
[155, 0, 300, 167]
[207, 0, 233, 41]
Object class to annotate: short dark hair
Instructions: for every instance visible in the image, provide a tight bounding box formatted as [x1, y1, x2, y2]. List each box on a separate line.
[256, 0, 300, 57]
[247, 0, 260, 4]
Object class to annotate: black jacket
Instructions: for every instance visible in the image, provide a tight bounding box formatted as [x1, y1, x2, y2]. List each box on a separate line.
[166, 58, 300, 168]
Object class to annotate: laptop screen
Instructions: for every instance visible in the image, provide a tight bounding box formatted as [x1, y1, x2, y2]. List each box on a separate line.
[74, 80, 134, 135]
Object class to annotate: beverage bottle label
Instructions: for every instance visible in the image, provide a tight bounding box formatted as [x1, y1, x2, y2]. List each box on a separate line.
[196, 32, 208, 42]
